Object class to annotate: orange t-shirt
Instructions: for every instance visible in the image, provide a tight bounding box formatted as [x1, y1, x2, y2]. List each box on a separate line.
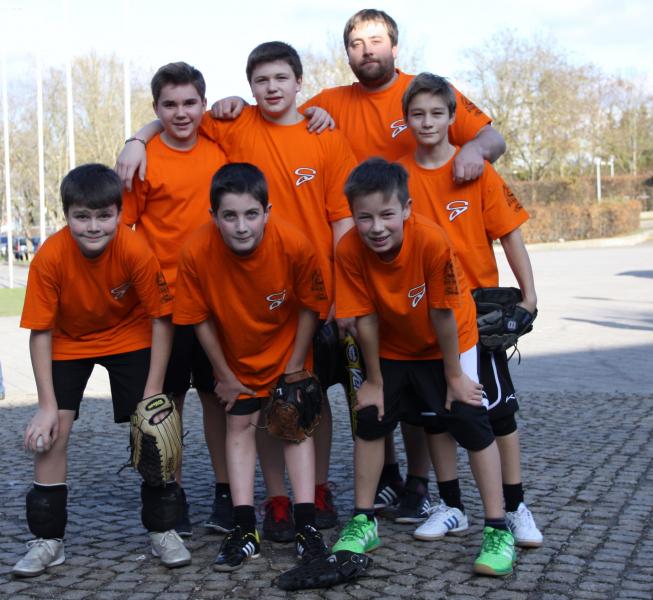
[121, 133, 227, 296]
[303, 70, 491, 162]
[400, 150, 529, 289]
[21, 224, 173, 360]
[335, 213, 477, 360]
[200, 108, 355, 306]
[173, 216, 329, 396]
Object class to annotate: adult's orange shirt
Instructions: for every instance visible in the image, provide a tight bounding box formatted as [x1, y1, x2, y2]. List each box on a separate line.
[21, 225, 172, 360]
[400, 150, 528, 289]
[200, 108, 355, 306]
[173, 216, 329, 397]
[335, 213, 477, 360]
[121, 133, 227, 296]
[303, 70, 491, 162]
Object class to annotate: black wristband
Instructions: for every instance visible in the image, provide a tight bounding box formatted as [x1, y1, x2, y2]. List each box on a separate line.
[125, 137, 146, 147]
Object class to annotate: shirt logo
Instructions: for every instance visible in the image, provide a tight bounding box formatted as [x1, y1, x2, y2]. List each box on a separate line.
[408, 283, 426, 308]
[110, 282, 132, 300]
[295, 167, 316, 187]
[266, 289, 287, 310]
[390, 119, 408, 138]
[447, 200, 469, 222]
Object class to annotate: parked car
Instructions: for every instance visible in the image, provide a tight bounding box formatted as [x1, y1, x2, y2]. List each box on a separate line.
[13, 236, 29, 260]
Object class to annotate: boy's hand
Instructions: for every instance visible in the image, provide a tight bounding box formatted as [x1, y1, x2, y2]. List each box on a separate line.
[24, 406, 59, 453]
[211, 96, 246, 120]
[453, 142, 484, 183]
[518, 297, 537, 314]
[445, 373, 484, 410]
[215, 377, 255, 412]
[354, 380, 384, 421]
[336, 317, 357, 340]
[115, 142, 147, 191]
[303, 107, 335, 133]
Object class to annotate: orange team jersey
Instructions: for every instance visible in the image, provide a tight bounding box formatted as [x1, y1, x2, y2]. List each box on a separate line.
[335, 212, 477, 360]
[21, 224, 173, 360]
[303, 70, 491, 162]
[200, 108, 355, 307]
[173, 215, 329, 397]
[121, 133, 227, 296]
[400, 149, 529, 289]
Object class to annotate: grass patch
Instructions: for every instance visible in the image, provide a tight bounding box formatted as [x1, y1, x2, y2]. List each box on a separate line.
[0, 287, 26, 317]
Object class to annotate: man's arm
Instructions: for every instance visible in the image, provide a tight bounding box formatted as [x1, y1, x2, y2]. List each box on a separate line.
[285, 308, 319, 373]
[142, 316, 174, 398]
[24, 330, 59, 452]
[353, 313, 384, 420]
[115, 120, 164, 191]
[453, 125, 507, 183]
[429, 308, 483, 408]
[194, 318, 254, 411]
[500, 228, 537, 313]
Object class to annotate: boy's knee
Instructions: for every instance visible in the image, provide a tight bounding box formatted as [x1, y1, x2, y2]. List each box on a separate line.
[141, 481, 182, 532]
[27, 483, 68, 539]
[447, 402, 495, 452]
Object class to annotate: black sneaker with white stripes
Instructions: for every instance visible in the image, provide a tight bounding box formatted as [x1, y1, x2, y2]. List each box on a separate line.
[394, 478, 431, 523]
[295, 524, 329, 564]
[213, 526, 260, 572]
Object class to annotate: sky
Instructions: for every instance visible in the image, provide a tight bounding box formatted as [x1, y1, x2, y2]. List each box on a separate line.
[2, 0, 652, 106]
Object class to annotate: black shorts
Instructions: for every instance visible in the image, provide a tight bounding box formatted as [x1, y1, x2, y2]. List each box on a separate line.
[163, 325, 215, 395]
[479, 349, 519, 421]
[312, 321, 344, 392]
[355, 355, 494, 452]
[228, 396, 263, 416]
[52, 348, 150, 423]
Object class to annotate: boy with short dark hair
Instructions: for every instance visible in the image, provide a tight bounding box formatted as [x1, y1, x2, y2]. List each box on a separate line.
[173, 163, 330, 571]
[121, 61, 231, 536]
[399, 72, 542, 547]
[334, 158, 517, 576]
[13, 163, 183, 577]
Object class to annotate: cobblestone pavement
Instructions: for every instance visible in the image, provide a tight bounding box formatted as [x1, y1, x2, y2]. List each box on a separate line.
[1, 243, 652, 599]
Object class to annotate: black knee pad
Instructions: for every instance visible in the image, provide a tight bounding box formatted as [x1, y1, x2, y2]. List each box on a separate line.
[141, 481, 182, 532]
[27, 483, 68, 539]
[491, 413, 518, 437]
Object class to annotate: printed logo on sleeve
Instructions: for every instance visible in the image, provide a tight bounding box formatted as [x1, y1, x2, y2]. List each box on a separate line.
[408, 283, 426, 308]
[446, 200, 469, 222]
[311, 270, 328, 301]
[502, 184, 523, 213]
[295, 167, 317, 187]
[110, 281, 132, 300]
[156, 271, 173, 303]
[390, 119, 408, 138]
[443, 260, 460, 296]
[460, 96, 483, 117]
[266, 289, 287, 310]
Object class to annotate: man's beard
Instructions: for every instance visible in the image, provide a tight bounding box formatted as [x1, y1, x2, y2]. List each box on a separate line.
[350, 57, 395, 88]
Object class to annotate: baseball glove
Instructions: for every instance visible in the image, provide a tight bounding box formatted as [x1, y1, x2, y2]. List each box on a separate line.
[275, 550, 373, 591]
[266, 370, 323, 443]
[129, 394, 182, 487]
[472, 287, 537, 353]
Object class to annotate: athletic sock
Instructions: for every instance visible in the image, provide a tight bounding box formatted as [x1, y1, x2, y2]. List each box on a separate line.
[293, 503, 317, 531]
[503, 483, 524, 512]
[485, 517, 508, 532]
[233, 505, 256, 534]
[353, 507, 376, 522]
[215, 482, 231, 495]
[406, 474, 429, 489]
[381, 463, 401, 482]
[437, 479, 464, 511]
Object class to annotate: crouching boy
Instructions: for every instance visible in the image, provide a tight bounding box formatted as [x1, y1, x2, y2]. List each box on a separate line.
[173, 163, 331, 571]
[13, 164, 186, 577]
[333, 158, 517, 576]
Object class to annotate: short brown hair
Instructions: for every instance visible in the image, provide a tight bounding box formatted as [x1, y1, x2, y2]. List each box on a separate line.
[402, 72, 457, 119]
[246, 41, 302, 82]
[343, 9, 398, 48]
[345, 158, 409, 208]
[150, 62, 206, 105]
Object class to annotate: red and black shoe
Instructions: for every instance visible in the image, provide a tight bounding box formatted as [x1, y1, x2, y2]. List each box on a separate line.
[262, 495, 295, 543]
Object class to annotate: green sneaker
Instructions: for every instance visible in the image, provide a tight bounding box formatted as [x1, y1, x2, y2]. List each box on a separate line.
[473, 527, 516, 576]
[332, 514, 380, 554]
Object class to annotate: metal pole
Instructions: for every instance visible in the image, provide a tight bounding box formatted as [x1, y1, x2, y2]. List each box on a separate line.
[1, 49, 13, 287]
[594, 158, 602, 204]
[36, 52, 46, 246]
[122, 0, 131, 139]
[65, 0, 75, 170]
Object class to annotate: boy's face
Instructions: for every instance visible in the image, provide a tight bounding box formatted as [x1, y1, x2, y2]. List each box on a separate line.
[249, 60, 301, 123]
[346, 20, 397, 87]
[66, 203, 121, 258]
[352, 191, 411, 262]
[406, 92, 454, 148]
[154, 83, 206, 147]
[212, 192, 269, 256]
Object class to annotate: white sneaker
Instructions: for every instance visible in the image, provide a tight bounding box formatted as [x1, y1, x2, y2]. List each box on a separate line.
[12, 538, 65, 577]
[413, 501, 469, 541]
[150, 530, 191, 568]
[505, 502, 543, 548]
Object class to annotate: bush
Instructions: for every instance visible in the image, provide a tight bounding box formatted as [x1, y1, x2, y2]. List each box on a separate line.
[521, 198, 642, 243]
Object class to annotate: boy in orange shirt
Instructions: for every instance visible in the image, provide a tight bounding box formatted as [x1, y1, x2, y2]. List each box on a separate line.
[333, 158, 517, 576]
[399, 73, 542, 547]
[174, 163, 330, 571]
[121, 62, 231, 536]
[12, 164, 188, 577]
[117, 44, 357, 541]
